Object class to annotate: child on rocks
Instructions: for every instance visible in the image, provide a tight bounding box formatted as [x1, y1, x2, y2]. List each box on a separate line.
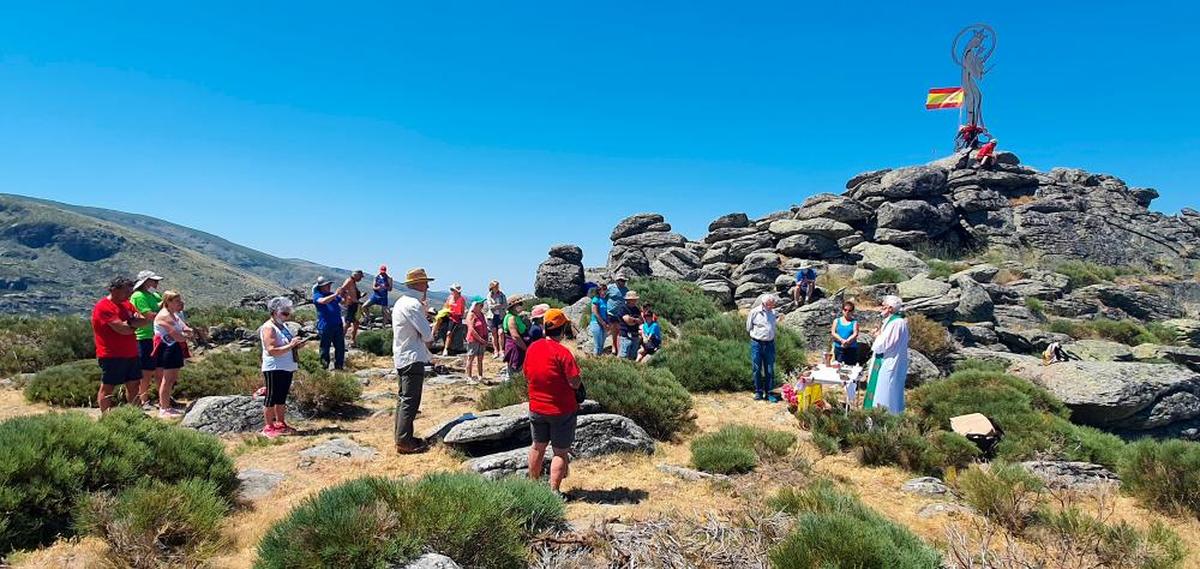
[465, 297, 490, 380]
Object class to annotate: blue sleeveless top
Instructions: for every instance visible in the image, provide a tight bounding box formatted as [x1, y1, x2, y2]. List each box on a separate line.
[835, 317, 857, 347]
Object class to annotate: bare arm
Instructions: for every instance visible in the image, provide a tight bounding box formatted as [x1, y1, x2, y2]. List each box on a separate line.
[508, 318, 526, 350]
[107, 320, 138, 335]
[261, 325, 301, 356]
[830, 319, 842, 343]
[847, 321, 860, 344]
[156, 311, 188, 343]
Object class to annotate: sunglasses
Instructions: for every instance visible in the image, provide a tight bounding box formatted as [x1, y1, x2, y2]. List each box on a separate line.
[280, 312, 292, 317]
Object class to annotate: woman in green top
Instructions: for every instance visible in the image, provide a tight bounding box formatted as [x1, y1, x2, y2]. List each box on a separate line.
[502, 297, 528, 373]
[130, 270, 164, 408]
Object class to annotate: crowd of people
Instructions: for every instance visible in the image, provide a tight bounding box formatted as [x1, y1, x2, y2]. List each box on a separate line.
[89, 259, 910, 496]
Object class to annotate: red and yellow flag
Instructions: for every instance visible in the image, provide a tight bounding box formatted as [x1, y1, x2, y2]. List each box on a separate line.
[925, 87, 963, 110]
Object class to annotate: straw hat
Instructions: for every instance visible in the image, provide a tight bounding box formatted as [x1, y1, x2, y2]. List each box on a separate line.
[403, 267, 436, 285]
[624, 290, 640, 301]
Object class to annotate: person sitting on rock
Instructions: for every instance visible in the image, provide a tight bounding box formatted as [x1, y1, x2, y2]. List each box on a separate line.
[615, 291, 644, 360]
[975, 138, 999, 170]
[792, 265, 818, 306]
[523, 308, 582, 494]
[637, 308, 662, 363]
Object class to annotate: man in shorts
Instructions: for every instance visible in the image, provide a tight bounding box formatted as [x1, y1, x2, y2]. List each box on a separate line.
[524, 308, 582, 493]
[339, 270, 366, 345]
[361, 265, 393, 323]
[92, 276, 153, 412]
[129, 269, 164, 409]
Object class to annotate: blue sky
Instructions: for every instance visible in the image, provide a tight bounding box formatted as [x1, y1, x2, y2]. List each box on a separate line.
[2, 2, 1197, 295]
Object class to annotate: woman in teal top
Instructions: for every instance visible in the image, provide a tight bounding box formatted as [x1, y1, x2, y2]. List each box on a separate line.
[829, 301, 860, 365]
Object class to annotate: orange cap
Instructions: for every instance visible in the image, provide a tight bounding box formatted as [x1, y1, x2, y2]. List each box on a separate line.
[543, 308, 568, 330]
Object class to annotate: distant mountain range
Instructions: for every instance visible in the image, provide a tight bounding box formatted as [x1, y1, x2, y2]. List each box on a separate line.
[0, 193, 349, 314]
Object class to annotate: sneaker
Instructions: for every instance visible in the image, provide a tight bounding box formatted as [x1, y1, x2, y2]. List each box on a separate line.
[141, 402, 156, 412]
[766, 394, 782, 403]
[158, 408, 184, 418]
[753, 392, 765, 401]
[277, 423, 299, 436]
[260, 425, 281, 439]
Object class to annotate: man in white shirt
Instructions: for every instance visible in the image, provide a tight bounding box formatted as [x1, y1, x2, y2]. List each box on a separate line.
[392, 267, 435, 454]
[745, 293, 779, 402]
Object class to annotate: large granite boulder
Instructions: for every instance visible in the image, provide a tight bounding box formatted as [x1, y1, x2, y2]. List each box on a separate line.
[1131, 344, 1200, 371]
[850, 242, 929, 277]
[907, 349, 942, 386]
[462, 413, 655, 479]
[1163, 319, 1200, 348]
[439, 400, 602, 453]
[708, 212, 751, 232]
[1072, 283, 1183, 321]
[1006, 360, 1200, 431]
[181, 395, 268, 435]
[779, 299, 839, 352]
[534, 245, 586, 303]
[775, 233, 840, 258]
[768, 218, 856, 240]
[648, 247, 703, 280]
[954, 275, 994, 323]
[1068, 339, 1134, 362]
[793, 194, 874, 227]
[853, 166, 948, 200]
[875, 199, 956, 233]
[611, 213, 666, 241]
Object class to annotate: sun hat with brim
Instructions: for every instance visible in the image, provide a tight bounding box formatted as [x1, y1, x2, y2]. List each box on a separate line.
[450, 283, 463, 292]
[134, 270, 163, 290]
[314, 276, 334, 289]
[543, 308, 568, 330]
[403, 268, 435, 285]
[624, 290, 640, 301]
[530, 304, 551, 319]
[507, 295, 528, 308]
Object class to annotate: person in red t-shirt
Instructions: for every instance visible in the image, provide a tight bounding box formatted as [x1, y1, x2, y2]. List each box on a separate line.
[975, 138, 999, 170]
[440, 284, 467, 356]
[523, 308, 582, 492]
[92, 276, 153, 412]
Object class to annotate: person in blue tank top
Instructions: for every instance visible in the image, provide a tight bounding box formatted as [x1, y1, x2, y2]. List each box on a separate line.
[829, 301, 860, 365]
[361, 265, 394, 323]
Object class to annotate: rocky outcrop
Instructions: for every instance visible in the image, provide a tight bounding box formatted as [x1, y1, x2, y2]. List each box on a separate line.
[237, 469, 285, 501]
[461, 412, 655, 479]
[298, 438, 377, 467]
[1020, 461, 1118, 490]
[181, 395, 269, 435]
[534, 244, 586, 303]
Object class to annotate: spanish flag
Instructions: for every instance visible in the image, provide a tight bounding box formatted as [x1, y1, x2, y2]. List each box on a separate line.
[925, 87, 963, 110]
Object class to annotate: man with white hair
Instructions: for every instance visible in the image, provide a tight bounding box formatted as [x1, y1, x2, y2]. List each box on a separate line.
[746, 293, 780, 402]
[864, 295, 910, 414]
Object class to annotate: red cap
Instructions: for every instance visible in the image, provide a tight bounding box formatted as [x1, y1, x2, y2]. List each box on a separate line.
[379, 265, 388, 273]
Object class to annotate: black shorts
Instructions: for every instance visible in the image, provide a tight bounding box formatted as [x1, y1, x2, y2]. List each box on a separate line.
[98, 357, 141, 386]
[137, 339, 157, 370]
[530, 412, 577, 450]
[345, 303, 360, 322]
[489, 314, 503, 329]
[156, 342, 186, 370]
[833, 344, 859, 365]
[263, 370, 294, 406]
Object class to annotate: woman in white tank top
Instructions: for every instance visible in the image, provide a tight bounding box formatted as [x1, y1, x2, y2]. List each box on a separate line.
[259, 296, 307, 437]
[152, 291, 193, 418]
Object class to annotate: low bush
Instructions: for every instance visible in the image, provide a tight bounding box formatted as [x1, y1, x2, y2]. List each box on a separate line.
[23, 359, 103, 407]
[0, 407, 237, 554]
[254, 473, 563, 569]
[176, 349, 262, 399]
[841, 411, 978, 476]
[926, 259, 967, 279]
[1047, 318, 1175, 347]
[768, 480, 942, 569]
[478, 373, 528, 411]
[291, 370, 362, 416]
[186, 305, 269, 330]
[525, 296, 566, 309]
[864, 267, 907, 285]
[1025, 296, 1045, 317]
[952, 357, 1009, 374]
[906, 313, 953, 362]
[578, 358, 694, 439]
[75, 478, 230, 568]
[356, 328, 393, 356]
[1054, 260, 1119, 291]
[1028, 507, 1187, 569]
[657, 313, 805, 392]
[1119, 439, 1200, 518]
[956, 462, 1044, 533]
[0, 315, 94, 376]
[628, 277, 721, 322]
[690, 424, 795, 475]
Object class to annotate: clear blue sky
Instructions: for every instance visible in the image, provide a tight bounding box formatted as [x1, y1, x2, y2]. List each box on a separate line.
[2, 2, 1197, 295]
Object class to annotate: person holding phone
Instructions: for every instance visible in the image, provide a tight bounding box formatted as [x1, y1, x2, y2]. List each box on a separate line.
[259, 296, 307, 437]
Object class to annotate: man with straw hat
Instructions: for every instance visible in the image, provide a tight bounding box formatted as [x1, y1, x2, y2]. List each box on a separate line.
[312, 276, 345, 370]
[391, 267, 436, 454]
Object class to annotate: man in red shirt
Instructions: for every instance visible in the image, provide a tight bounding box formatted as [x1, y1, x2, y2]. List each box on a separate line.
[523, 308, 582, 493]
[92, 276, 153, 412]
[975, 138, 999, 170]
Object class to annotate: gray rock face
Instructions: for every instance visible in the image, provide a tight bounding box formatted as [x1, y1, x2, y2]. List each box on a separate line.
[611, 213, 666, 241]
[613, 231, 687, 249]
[704, 227, 759, 244]
[298, 438, 377, 467]
[779, 299, 839, 352]
[738, 251, 781, 275]
[902, 477, 949, 495]
[1069, 339, 1134, 362]
[1007, 360, 1200, 431]
[396, 553, 463, 569]
[608, 245, 650, 276]
[876, 199, 956, 232]
[775, 233, 839, 258]
[708, 212, 750, 232]
[237, 469, 284, 501]
[462, 413, 654, 479]
[548, 244, 584, 264]
[181, 395, 267, 435]
[1073, 284, 1183, 321]
[534, 255, 585, 304]
[954, 275, 994, 323]
[907, 349, 942, 386]
[898, 275, 952, 300]
[1163, 319, 1200, 348]
[794, 194, 874, 226]
[648, 247, 703, 280]
[1132, 344, 1200, 371]
[863, 166, 949, 199]
[1020, 461, 1118, 490]
[768, 218, 856, 240]
[850, 242, 929, 277]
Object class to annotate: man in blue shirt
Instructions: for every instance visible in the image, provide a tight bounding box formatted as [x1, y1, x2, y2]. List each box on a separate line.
[605, 273, 630, 356]
[361, 265, 393, 323]
[313, 276, 346, 370]
[792, 266, 817, 306]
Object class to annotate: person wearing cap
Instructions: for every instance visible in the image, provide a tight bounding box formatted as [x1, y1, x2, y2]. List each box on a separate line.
[439, 283, 467, 356]
[614, 290, 643, 360]
[792, 265, 817, 307]
[130, 270, 164, 409]
[528, 303, 550, 342]
[312, 276, 346, 371]
[464, 295, 490, 380]
[586, 282, 609, 356]
[485, 281, 508, 360]
[338, 270, 366, 345]
[361, 265, 394, 323]
[605, 274, 630, 356]
[864, 295, 910, 415]
[392, 268, 436, 453]
[92, 276, 154, 412]
[523, 308, 582, 493]
[503, 296, 530, 373]
[747, 293, 780, 402]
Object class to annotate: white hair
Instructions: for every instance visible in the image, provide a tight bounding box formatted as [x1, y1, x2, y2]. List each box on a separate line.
[752, 293, 780, 310]
[266, 296, 294, 315]
[881, 295, 904, 311]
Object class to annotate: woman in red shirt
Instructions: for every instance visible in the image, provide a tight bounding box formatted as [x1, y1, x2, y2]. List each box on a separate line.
[523, 308, 582, 493]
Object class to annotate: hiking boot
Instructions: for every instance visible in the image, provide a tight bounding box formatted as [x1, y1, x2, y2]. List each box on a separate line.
[395, 438, 430, 454]
[753, 392, 765, 401]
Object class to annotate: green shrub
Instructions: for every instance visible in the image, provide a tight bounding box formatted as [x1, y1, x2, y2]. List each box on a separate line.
[1054, 260, 1119, 291]
[525, 296, 566, 309]
[24, 359, 103, 407]
[291, 370, 362, 416]
[952, 357, 1010, 373]
[628, 277, 721, 322]
[186, 305, 270, 330]
[0, 315, 94, 376]
[864, 267, 906, 285]
[1119, 439, 1200, 517]
[356, 328, 393, 356]
[254, 473, 563, 569]
[1062, 425, 1127, 470]
[906, 313, 953, 362]
[842, 412, 977, 476]
[811, 432, 841, 456]
[176, 349, 262, 399]
[1025, 296, 1046, 317]
[768, 481, 941, 569]
[478, 373, 528, 411]
[956, 462, 1044, 533]
[0, 407, 237, 554]
[1030, 507, 1187, 569]
[75, 478, 230, 568]
[657, 313, 805, 392]
[1048, 318, 1170, 347]
[578, 358, 694, 440]
[690, 424, 795, 475]
[926, 260, 966, 279]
